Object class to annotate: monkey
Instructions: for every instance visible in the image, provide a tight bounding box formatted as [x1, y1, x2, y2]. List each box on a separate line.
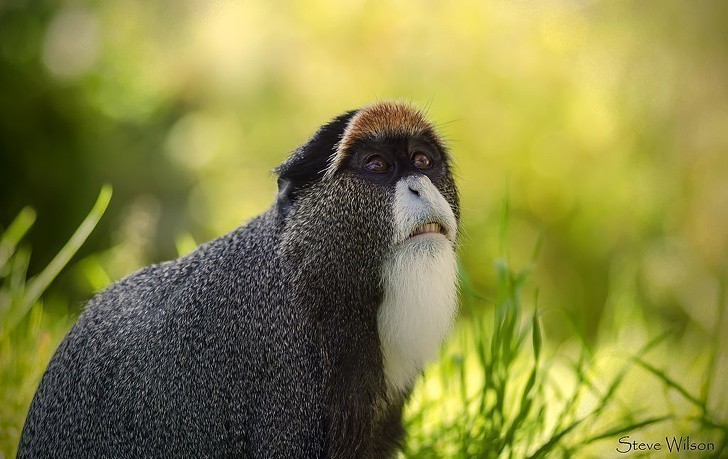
[18, 101, 460, 458]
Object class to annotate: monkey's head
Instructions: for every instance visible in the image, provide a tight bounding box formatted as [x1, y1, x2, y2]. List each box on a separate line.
[277, 101, 459, 395]
[277, 101, 459, 252]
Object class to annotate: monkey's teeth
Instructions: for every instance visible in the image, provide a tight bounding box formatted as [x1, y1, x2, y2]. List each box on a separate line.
[410, 223, 445, 238]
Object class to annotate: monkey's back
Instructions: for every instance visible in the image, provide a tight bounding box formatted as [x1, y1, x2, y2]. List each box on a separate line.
[18, 210, 326, 458]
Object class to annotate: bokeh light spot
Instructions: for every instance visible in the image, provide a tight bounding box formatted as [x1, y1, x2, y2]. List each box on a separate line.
[42, 7, 100, 80]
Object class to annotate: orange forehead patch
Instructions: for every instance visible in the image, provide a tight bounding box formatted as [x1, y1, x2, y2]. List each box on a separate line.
[325, 101, 446, 178]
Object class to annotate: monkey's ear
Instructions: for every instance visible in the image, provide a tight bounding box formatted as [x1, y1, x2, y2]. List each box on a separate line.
[275, 109, 358, 218]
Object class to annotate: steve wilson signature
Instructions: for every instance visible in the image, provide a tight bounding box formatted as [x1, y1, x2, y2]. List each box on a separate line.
[616, 435, 717, 454]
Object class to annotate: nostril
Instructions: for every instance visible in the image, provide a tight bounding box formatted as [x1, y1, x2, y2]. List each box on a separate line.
[408, 186, 420, 196]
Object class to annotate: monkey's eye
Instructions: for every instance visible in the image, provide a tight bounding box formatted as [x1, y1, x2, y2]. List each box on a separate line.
[412, 152, 432, 169]
[364, 155, 390, 173]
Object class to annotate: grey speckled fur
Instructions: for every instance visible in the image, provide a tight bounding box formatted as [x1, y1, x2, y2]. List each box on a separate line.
[18, 104, 459, 458]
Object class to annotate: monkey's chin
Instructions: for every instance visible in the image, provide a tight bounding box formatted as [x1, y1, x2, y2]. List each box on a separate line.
[379, 229, 459, 396]
[401, 232, 451, 250]
[393, 234, 453, 262]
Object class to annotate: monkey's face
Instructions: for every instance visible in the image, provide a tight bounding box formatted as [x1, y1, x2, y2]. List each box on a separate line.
[343, 135, 459, 251]
[277, 102, 459, 258]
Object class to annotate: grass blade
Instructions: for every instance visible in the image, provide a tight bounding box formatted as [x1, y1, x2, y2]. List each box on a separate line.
[532, 308, 542, 362]
[632, 357, 705, 410]
[0, 207, 36, 269]
[7, 186, 112, 331]
[527, 418, 584, 458]
[583, 416, 670, 443]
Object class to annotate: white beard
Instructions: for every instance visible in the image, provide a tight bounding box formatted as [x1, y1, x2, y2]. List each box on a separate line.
[377, 175, 459, 397]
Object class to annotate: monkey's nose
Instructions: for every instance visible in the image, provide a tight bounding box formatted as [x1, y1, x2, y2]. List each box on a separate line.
[405, 176, 425, 196]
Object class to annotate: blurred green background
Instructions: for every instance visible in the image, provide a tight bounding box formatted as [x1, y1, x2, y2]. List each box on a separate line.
[1, 0, 727, 457]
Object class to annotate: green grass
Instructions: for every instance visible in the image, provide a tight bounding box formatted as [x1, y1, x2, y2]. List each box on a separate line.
[403, 198, 728, 458]
[1, 189, 726, 458]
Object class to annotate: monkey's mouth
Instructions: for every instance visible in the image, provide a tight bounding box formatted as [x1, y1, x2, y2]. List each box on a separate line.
[408, 222, 447, 239]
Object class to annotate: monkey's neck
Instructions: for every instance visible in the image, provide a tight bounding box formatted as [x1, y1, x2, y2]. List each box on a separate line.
[377, 238, 459, 397]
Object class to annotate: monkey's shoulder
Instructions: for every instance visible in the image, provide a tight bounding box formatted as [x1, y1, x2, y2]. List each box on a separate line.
[71, 210, 290, 347]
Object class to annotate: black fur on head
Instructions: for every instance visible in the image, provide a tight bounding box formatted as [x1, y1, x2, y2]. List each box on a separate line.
[275, 110, 359, 218]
